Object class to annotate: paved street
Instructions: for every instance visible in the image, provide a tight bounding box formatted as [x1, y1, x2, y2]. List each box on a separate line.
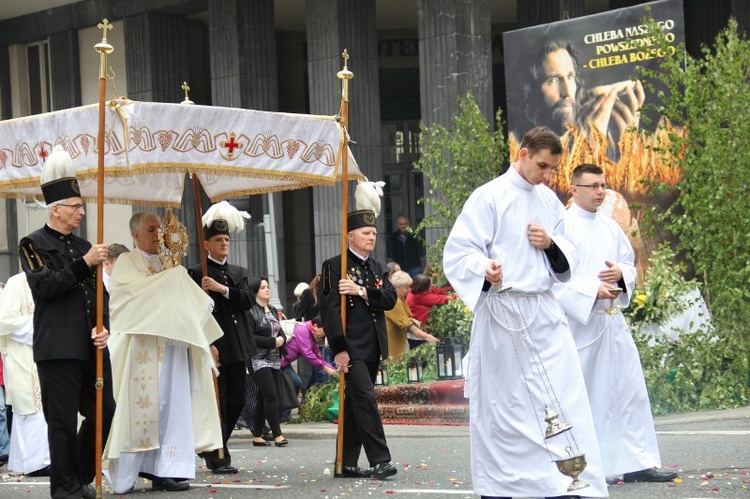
[0, 406, 749, 498]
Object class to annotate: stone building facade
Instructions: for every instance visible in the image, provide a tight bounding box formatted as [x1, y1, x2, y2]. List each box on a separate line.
[0, 0, 747, 307]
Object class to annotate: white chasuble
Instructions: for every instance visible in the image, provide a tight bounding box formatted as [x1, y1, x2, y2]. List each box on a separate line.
[443, 167, 608, 498]
[104, 251, 223, 492]
[555, 202, 660, 476]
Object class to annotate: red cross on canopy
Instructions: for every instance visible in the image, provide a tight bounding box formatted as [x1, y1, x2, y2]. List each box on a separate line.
[222, 134, 240, 155]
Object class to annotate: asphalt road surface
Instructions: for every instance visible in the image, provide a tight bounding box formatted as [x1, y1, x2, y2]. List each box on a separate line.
[0, 406, 748, 498]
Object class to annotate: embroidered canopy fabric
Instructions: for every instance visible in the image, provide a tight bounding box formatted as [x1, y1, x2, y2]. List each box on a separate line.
[0, 99, 363, 207]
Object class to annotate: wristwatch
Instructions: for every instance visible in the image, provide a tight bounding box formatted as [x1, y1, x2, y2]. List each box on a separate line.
[358, 286, 364, 297]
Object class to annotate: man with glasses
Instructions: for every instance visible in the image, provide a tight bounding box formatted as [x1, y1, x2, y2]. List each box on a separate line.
[554, 163, 677, 484]
[19, 145, 115, 499]
[443, 128, 607, 499]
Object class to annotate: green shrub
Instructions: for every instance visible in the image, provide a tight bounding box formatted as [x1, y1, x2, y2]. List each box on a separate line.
[298, 381, 337, 422]
[425, 296, 473, 349]
[624, 244, 695, 328]
[414, 93, 508, 272]
[385, 342, 438, 384]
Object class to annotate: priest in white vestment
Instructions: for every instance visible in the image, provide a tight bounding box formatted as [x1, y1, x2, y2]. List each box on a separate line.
[104, 212, 223, 493]
[443, 127, 608, 499]
[0, 272, 51, 475]
[554, 164, 677, 483]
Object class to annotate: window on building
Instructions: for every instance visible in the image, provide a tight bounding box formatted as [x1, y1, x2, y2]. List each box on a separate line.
[26, 40, 52, 115]
[382, 121, 425, 255]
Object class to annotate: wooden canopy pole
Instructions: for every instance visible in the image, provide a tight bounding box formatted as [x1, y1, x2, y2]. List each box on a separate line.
[191, 172, 225, 461]
[93, 19, 114, 499]
[335, 49, 354, 476]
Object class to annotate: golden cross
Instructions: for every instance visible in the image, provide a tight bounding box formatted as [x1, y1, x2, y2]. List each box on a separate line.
[182, 81, 190, 100]
[97, 19, 113, 42]
[341, 49, 350, 69]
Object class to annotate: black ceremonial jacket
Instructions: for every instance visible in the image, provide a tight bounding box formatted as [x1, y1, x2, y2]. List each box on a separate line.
[189, 259, 257, 363]
[19, 225, 110, 363]
[320, 249, 397, 363]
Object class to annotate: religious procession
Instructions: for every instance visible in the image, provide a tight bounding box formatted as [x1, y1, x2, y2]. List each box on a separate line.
[1, 0, 749, 498]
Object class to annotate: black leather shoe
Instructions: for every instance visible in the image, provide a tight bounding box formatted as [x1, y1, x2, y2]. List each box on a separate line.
[212, 465, 239, 474]
[0, 454, 7, 465]
[545, 496, 581, 499]
[81, 483, 96, 499]
[274, 438, 289, 447]
[334, 466, 373, 478]
[25, 465, 51, 477]
[623, 467, 678, 482]
[372, 462, 397, 480]
[253, 440, 271, 447]
[151, 478, 190, 491]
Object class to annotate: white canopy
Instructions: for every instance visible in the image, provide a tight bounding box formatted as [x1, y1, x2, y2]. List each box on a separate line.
[0, 99, 363, 207]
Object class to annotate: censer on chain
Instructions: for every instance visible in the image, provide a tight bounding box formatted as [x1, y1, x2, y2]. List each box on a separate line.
[490, 285, 590, 493]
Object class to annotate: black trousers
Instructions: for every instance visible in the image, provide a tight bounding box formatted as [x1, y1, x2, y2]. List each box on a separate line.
[251, 366, 283, 438]
[37, 358, 116, 499]
[201, 360, 246, 468]
[338, 359, 391, 467]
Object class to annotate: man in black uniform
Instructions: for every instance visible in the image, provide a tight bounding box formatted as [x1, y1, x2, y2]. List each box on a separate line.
[320, 209, 398, 480]
[189, 202, 255, 474]
[19, 145, 115, 499]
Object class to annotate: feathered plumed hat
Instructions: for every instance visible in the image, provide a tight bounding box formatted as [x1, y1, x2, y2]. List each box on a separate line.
[202, 200, 251, 240]
[348, 179, 385, 232]
[40, 145, 81, 204]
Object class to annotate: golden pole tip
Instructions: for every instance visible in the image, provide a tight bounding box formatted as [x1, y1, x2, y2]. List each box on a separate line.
[95, 19, 114, 54]
[180, 81, 195, 105]
[337, 49, 354, 80]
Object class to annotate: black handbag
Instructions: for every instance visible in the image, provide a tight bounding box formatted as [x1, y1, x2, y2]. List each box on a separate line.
[276, 369, 299, 412]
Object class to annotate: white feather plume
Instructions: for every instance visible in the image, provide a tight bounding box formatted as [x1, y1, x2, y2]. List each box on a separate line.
[354, 179, 386, 217]
[40, 145, 77, 185]
[202, 200, 251, 233]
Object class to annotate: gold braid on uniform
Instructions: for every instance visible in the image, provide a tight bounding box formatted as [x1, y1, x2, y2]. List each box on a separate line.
[20, 242, 44, 272]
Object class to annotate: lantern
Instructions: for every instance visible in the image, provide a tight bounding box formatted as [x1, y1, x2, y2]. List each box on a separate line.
[407, 358, 424, 383]
[436, 338, 463, 379]
[374, 360, 388, 386]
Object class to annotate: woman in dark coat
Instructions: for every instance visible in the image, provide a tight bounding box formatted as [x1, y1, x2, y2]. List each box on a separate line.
[247, 277, 289, 447]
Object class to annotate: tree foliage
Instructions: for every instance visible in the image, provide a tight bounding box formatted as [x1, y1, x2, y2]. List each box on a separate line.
[632, 18, 750, 411]
[413, 93, 509, 271]
[640, 18, 750, 333]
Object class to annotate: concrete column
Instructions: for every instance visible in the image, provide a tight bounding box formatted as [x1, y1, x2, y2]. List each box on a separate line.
[49, 30, 81, 110]
[0, 45, 10, 120]
[123, 12, 188, 103]
[683, 0, 731, 57]
[516, 0, 586, 28]
[417, 0, 493, 128]
[417, 0, 492, 247]
[207, 0, 285, 294]
[307, 0, 384, 266]
[732, 0, 750, 35]
[208, 0, 278, 110]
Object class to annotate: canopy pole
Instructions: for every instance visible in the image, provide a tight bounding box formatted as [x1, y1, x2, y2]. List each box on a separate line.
[93, 20, 114, 499]
[191, 173, 224, 461]
[335, 49, 354, 476]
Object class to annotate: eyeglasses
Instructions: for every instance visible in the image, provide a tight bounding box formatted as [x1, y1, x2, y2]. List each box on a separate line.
[573, 183, 608, 190]
[56, 203, 85, 211]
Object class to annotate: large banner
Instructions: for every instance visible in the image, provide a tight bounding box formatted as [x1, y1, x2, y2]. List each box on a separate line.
[504, 0, 685, 276]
